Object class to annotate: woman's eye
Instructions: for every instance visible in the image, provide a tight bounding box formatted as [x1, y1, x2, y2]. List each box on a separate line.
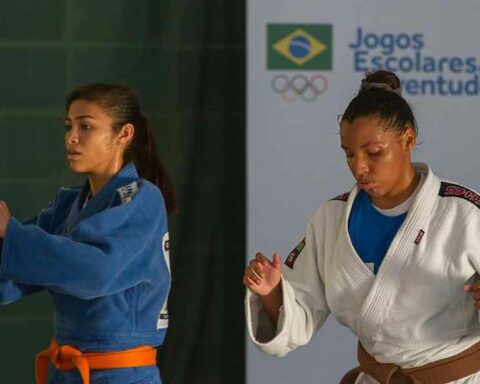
[64, 124, 72, 131]
[368, 150, 382, 157]
[80, 124, 91, 131]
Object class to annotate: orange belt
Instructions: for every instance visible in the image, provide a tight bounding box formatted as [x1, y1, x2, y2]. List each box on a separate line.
[35, 339, 157, 384]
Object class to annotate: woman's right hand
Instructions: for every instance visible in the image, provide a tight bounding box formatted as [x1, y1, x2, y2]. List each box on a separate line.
[243, 252, 282, 296]
[0, 200, 11, 238]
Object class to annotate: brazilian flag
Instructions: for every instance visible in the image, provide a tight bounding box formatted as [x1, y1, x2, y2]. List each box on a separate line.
[267, 24, 333, 70]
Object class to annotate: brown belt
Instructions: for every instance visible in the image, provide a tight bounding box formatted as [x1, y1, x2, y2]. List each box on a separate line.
[340, 341, 480, 384]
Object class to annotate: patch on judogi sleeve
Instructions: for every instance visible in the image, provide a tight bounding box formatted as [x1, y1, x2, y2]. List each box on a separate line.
[285, 237, 306, 269]
[116, 181, 138, 204]
[439, 182, 480, 209]
[330, 192, 349, 202]
[157, 232, 171, 330]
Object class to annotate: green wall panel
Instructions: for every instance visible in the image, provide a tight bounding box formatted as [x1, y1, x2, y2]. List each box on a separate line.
[0, 1, 64, 40]
[0, 116, 65, 178]
[70, 48, 178, 112]
[178, 50, 245, 110]
[0, 49, 66, 109]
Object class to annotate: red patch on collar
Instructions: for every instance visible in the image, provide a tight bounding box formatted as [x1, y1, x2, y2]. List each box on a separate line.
[414, 229, 425, 245]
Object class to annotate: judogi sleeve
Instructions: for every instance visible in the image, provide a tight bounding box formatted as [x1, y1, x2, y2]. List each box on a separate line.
[0, 184, 168, 300]
[0, 201, 56, 304]
[245, 206, 331, 357]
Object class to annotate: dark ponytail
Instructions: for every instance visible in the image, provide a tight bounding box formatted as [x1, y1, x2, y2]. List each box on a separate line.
[66, 83, 177, 215]
[124, 114, 176, 215]
[341, 70, 417, 137]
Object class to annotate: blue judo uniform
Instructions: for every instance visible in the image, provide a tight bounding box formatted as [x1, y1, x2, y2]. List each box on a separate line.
[0, 163, 170, 384]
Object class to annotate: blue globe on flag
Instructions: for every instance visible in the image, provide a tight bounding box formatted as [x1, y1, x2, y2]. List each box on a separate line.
[288, 35, 311, 59]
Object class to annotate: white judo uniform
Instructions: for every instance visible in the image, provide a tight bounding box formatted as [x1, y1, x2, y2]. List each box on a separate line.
[246, 163, 480, 383]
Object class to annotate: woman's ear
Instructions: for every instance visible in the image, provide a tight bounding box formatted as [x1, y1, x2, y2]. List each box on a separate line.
[402, 125, 416, 153]
[117, 123, 135, 146]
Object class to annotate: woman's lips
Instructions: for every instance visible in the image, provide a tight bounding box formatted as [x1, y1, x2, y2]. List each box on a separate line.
[358, 181, 374, 190]
[67, 151, 81, 159]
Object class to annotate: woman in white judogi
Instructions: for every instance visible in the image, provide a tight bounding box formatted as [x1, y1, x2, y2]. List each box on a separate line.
[244, 70, 480, 383]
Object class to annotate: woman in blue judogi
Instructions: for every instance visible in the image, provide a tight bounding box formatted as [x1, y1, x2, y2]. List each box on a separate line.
[0, 84, 176, 384]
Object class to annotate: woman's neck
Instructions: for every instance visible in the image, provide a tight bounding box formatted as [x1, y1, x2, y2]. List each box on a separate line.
[88, 174, 111, 197]
[371, 165, 420, 209]
[87, 163, 123, 196]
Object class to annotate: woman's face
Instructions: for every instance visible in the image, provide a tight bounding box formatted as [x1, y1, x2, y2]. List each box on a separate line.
[65, 100, 122, 175]
[340, 115, 415, 204]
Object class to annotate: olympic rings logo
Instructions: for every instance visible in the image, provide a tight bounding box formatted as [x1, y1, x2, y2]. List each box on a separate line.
[271, 74, 329, 102]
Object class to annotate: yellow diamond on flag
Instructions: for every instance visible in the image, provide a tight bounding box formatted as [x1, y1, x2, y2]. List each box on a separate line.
[273, 28, 327, 66]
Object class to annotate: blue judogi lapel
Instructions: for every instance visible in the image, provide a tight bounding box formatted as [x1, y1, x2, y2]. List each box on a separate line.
[64, 163, 138, 234]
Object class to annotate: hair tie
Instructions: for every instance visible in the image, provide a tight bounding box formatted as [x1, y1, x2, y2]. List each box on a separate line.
[361, 80, 402, 97]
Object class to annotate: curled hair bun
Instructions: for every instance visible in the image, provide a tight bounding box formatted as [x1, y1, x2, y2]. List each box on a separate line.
[363, 70, 400, 89]
[361, 70, 402, 96]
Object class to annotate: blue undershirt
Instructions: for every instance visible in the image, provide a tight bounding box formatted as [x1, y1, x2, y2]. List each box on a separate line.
[348, 190, 407, 274]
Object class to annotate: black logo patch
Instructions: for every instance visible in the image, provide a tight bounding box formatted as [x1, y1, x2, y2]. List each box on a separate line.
[285, 237, 306, 269]
[330, 192, 349, 202]
[439, 182, 480, 209]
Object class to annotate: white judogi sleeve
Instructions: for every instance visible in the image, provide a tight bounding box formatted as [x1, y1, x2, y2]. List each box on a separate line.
[246, 205, 332, 357]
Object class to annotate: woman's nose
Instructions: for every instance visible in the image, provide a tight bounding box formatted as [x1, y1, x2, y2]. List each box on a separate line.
[66, 127, 79, 144]
[352, 157, 369, 179]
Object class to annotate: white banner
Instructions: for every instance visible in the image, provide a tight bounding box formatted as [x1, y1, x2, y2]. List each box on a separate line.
[247, 1, 480, 383]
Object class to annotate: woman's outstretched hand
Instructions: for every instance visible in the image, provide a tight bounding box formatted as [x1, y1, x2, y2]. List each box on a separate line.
[0, 201, 11, 238]
[244, 252, 282, 296]
[244, 252, 283, 325]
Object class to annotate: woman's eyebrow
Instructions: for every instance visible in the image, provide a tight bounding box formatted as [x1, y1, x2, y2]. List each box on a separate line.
[341, 141, 383, 150]
[64, 115, 95, 121]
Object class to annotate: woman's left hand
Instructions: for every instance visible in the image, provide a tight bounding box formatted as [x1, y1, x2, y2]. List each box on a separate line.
[464, 282, 480, 308]
[0, 200, 11, 238]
